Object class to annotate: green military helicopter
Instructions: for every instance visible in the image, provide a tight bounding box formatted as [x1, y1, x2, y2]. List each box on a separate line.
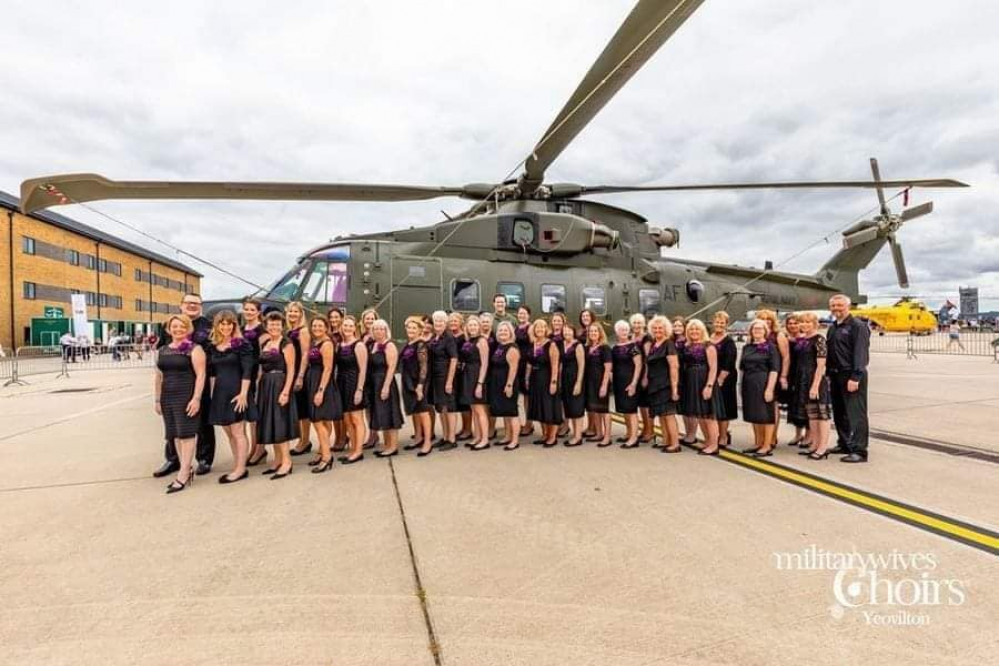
[20, 0, 966, 334]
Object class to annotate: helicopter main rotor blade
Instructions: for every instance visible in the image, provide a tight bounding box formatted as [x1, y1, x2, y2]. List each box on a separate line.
[20, 173, 481, 213]
[520, 0, 705, 191]
[889, 234, 909, 289]
[561, 178, 968, 197]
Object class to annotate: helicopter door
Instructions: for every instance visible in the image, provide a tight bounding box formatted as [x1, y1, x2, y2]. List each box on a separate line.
[389, 254, 443, 331]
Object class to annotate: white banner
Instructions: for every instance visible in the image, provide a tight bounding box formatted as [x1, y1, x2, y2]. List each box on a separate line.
[70, 294, 90, 340]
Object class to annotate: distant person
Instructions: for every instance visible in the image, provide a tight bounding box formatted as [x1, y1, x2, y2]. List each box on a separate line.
[645, 316, 681, 453]
[739, 320, 780, 457]
[946, 323, 965, 351]
[489, 321, 522, 450]
[526, 318, 563, 447]
[206, 310, 253, 484]
[611, 319, 642, 448]
[256, 311, 299, 479]
[60, 332, 77, 363]
[400, 316, 433, 455]
[492, 293, 517, 328]
[303, 316, 339, 473]
[796, 312, 832, 460]
[826, 294, 871, 463]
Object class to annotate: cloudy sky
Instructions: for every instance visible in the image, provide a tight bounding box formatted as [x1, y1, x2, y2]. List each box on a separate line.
[3, 0, 997, 309]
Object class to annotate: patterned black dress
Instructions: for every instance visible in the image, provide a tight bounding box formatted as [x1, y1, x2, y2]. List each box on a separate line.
[793, 335, 832, 421]
[256, 339, 300, 444]
[304, 339, 341, 422]
[739, 341, 781, 424]
[428, 332, 458, 413]
[242, 323, 265, 423]
[612, 341, 642, 414]
[452, 333, 470, 413]
[527, 340, 563, 425]
[488, 342, 520, 418]
[157, 343, 200, 440]
[787, 335, 810, 426]
[458, 335, 489, 407]
[713, 334, 739, 422]
[208, 338, 256, 426]
[400, 340, 431, 415]
[560, 341, 586, 419]
[336, 340, 368, 413]
[368, 342, 404, 430]
[584, 343, 612, 414]
[679, 343, 724, 419]
[635, 333, 653, 409]
[645, 339, 678, 417]
[514, 324, 532, 395]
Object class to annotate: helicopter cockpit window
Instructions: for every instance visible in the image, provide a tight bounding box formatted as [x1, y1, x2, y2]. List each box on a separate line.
[685, 280, 704, 303]
[581, 286, 607, 315]
[451, 279, 480, 312]
[268, 264, 309, 303]
[512, 219, 535, 247]
[639, 289, 661, 316]
[541, 284, 567, 314]
[496, 282, 525, 311]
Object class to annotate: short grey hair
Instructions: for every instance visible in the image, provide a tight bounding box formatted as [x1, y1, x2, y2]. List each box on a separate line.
[614, 320, 631, 336]
[830, 294, 852, 306]
[432, 310, 448, 323]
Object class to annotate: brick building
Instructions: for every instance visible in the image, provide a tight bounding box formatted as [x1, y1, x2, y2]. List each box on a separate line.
[1, 191, 202, 349]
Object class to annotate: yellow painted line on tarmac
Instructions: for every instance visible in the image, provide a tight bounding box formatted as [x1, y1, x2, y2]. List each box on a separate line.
[609, 415, 999, 555]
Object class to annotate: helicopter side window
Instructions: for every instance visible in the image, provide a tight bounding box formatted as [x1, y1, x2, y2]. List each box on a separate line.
[496, 282, 525, 311]
[268, 263, 310, 303]
[685, 280, 704, 303]
[639, 289, 661, 316]
[581, 286, 607, 315]
[451, 279, 480, 312]
[541, 284, 566, 314]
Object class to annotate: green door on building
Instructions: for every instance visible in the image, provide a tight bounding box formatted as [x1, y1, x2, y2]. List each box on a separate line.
[31, 318, 70, 346]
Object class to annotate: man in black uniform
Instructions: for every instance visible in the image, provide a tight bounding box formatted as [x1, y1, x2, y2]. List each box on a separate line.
[826, 294, 870, 463]
[152, 293, 217, 477]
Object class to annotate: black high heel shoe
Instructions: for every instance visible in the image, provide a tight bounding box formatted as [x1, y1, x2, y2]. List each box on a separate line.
[166, 473, 193, 494]
[312, 458, 334, 473]
[246, 451, 267, 467]
[290, 443, 313, 457]
[218, 470, 248, 484]
[620, 441, 640, 449]
[339, 454, 365, 464]
[375, 449, 398, 458]
[808, 451, 830, 460]
[417, 447, 433, 457]
[271, 466, 294, 479]
[307, 456, 323, 467]
[261, 467, 278, 475]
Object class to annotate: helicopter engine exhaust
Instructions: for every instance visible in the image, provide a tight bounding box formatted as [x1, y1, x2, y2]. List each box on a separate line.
[648, 226, 680, 248]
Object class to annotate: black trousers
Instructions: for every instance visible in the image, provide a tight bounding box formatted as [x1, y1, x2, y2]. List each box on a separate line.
[829, 371, 869, 456]
[164, 392, 216, 465]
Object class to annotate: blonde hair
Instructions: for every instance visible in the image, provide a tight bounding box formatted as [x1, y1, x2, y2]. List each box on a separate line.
[798, 311, 819, 325]
[285, 301, 305, 326]
[465, 314, 482, 335]
[685, 318, 709, 341]
[712, 310, 730, 326]
[404, 315, 424, 331]
[649, 315, 673, 339]
[629, 312, 647, 327]
[586, 322, 608, 346]
[448, 312, 465, 328]
[496, 320, 515, 342]
[756, 309, 779, 335]
[210, 310, 243, 345]
[530, 318, 550, 343]
[360, 308, 379, 334]
[165, 314, 193, 335]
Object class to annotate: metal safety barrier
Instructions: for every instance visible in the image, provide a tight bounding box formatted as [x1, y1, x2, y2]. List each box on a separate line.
[2, 344, 157, 386]
[869, 331, 999, 360]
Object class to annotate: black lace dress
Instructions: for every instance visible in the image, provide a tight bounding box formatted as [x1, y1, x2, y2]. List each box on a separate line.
[256, 339, 300, 444]
[527, 340, 563, 425]
[400, 340, 431, 415]
[157, 343, 200, 440]
[793, 335, 832, 421]
[612, 341, 642, 414]
[336, 340, 368, 413]
[368, 342, 404, 430]
[208, 338, 256, 426]
[428, 333, 458, 413]
[560, 341, 586, 419]
[488, 342, 520, 417]
[304, 339, 341, 422]
[584, 343, 612, 414]
[739, 341, 781, 424]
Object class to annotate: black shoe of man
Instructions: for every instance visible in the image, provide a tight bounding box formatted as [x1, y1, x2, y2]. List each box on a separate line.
[840, 453, 868, 463]
[152, 460, 180, 478]
[195, 460, 212, 476]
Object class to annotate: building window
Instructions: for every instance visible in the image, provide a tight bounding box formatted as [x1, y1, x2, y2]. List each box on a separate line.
[541, 284, 567, 313]
[98, 258, 108, 273]
[67, 249, 80, 266]
[86, 292, 96, 306]
[22, 237, 36, 255]
[23, 282, 37, 299]
[110, 296, 122, 309]
[111, 262, 121, 277]
[581, 286, 607, 315]
[84, 255, 96, 270]
[98, 294, 108, 307]
[451, 279, 480, 312]
[136, 299, 144, 311]
[639, 289, 662, 316]
[135, 268, 142, 281]
[495, 282, 525, 311]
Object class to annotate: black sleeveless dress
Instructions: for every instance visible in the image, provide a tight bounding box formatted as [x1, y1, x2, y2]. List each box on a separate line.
[368, 342, 404, 430]
[713, 335, 739, 421]
[679, 343, 724, 419]
[288, 327, 310, 419]
[635, 333, 652, 409]
[400, 340, 431, 415]
[645, 339, 678, 417]
[428, 333, 457, 412]
[560, 341, 586, 419]
[256, 339, 300, 444]
[337, 340, 368, 413]
[584, 343, 612, 413]
[514, 324, 532, 395]
[527, 340, 563, 425]
[452, 333, 470, 412]
[304, 339, 341, 422]
[612, 341, 642, 414]
[242, 323, 265, 423]
[787, 335, 810, 426]
[157, 343, 200, 440]
[674, 336, 686, 412]
[739, 341, 781, 424]
[208, 338, 256, 426]
[458, 335, 488, 407]
[488, 342, 520, 417]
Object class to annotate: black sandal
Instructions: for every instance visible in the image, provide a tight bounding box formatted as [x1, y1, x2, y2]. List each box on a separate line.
[311, 458, 334, 473]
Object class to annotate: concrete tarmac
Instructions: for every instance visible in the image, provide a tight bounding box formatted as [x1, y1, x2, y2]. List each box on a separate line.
[1, 352, 996, 665]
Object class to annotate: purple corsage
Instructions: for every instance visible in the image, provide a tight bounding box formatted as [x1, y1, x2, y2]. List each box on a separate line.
[687, 343, 706, 360]
[229, 337, 245, 351]
[262, 346, 280, 358]
[243, 327, 259, 342]
[176, 339, 194, 354]
[754, 341, 772, 353]
[308, 346, 322, 361]
[402, 345, 416, 360]
[288, 328, 300, 342]
[192, 329, 208, 344]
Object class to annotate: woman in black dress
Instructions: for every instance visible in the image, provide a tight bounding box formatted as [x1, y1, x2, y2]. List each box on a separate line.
[208, 310, 254, 484]
[578, 309, 599, 438]
[784, 314, 811, 448]
[401, 316, 433, 456]
[710, 311, 739, 449]
[673, 316, 697, 445]
[490, 321, 522, 450]
[526, 318, 563, 446]
[337, 316, 369, 465]
[242, 298, 268, 467]
[611, 320, 643, 448]
[155, 314, 207, 493]
[631, 313, 656, 445]
[796, 313, 832, 460]
[286, 302, 313, 457]
[304, 317, 339, 473]
[359, 308, 380, 450]
[560, 323, 587, 446]
[326, 307, 346, 452]
[645, 316, 681, 452]
[550, 312, 570, 437]
[739, 319, 781, 457]
[479, 312, 499, 441]
[429, 310, 459, 449]
[680, 319, 723, 455]
[458, 315, 491, 450]
[514, 305, 534, 437]
[256, 311, 299, 479]
[449, 312, 474, 441]
[757, 309, 790, 450]
[368, 319, 404, 457]
[584, 323, 613, 447]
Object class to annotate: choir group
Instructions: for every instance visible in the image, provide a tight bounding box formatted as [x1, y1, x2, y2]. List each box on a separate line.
[154, 293, 841, 494]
